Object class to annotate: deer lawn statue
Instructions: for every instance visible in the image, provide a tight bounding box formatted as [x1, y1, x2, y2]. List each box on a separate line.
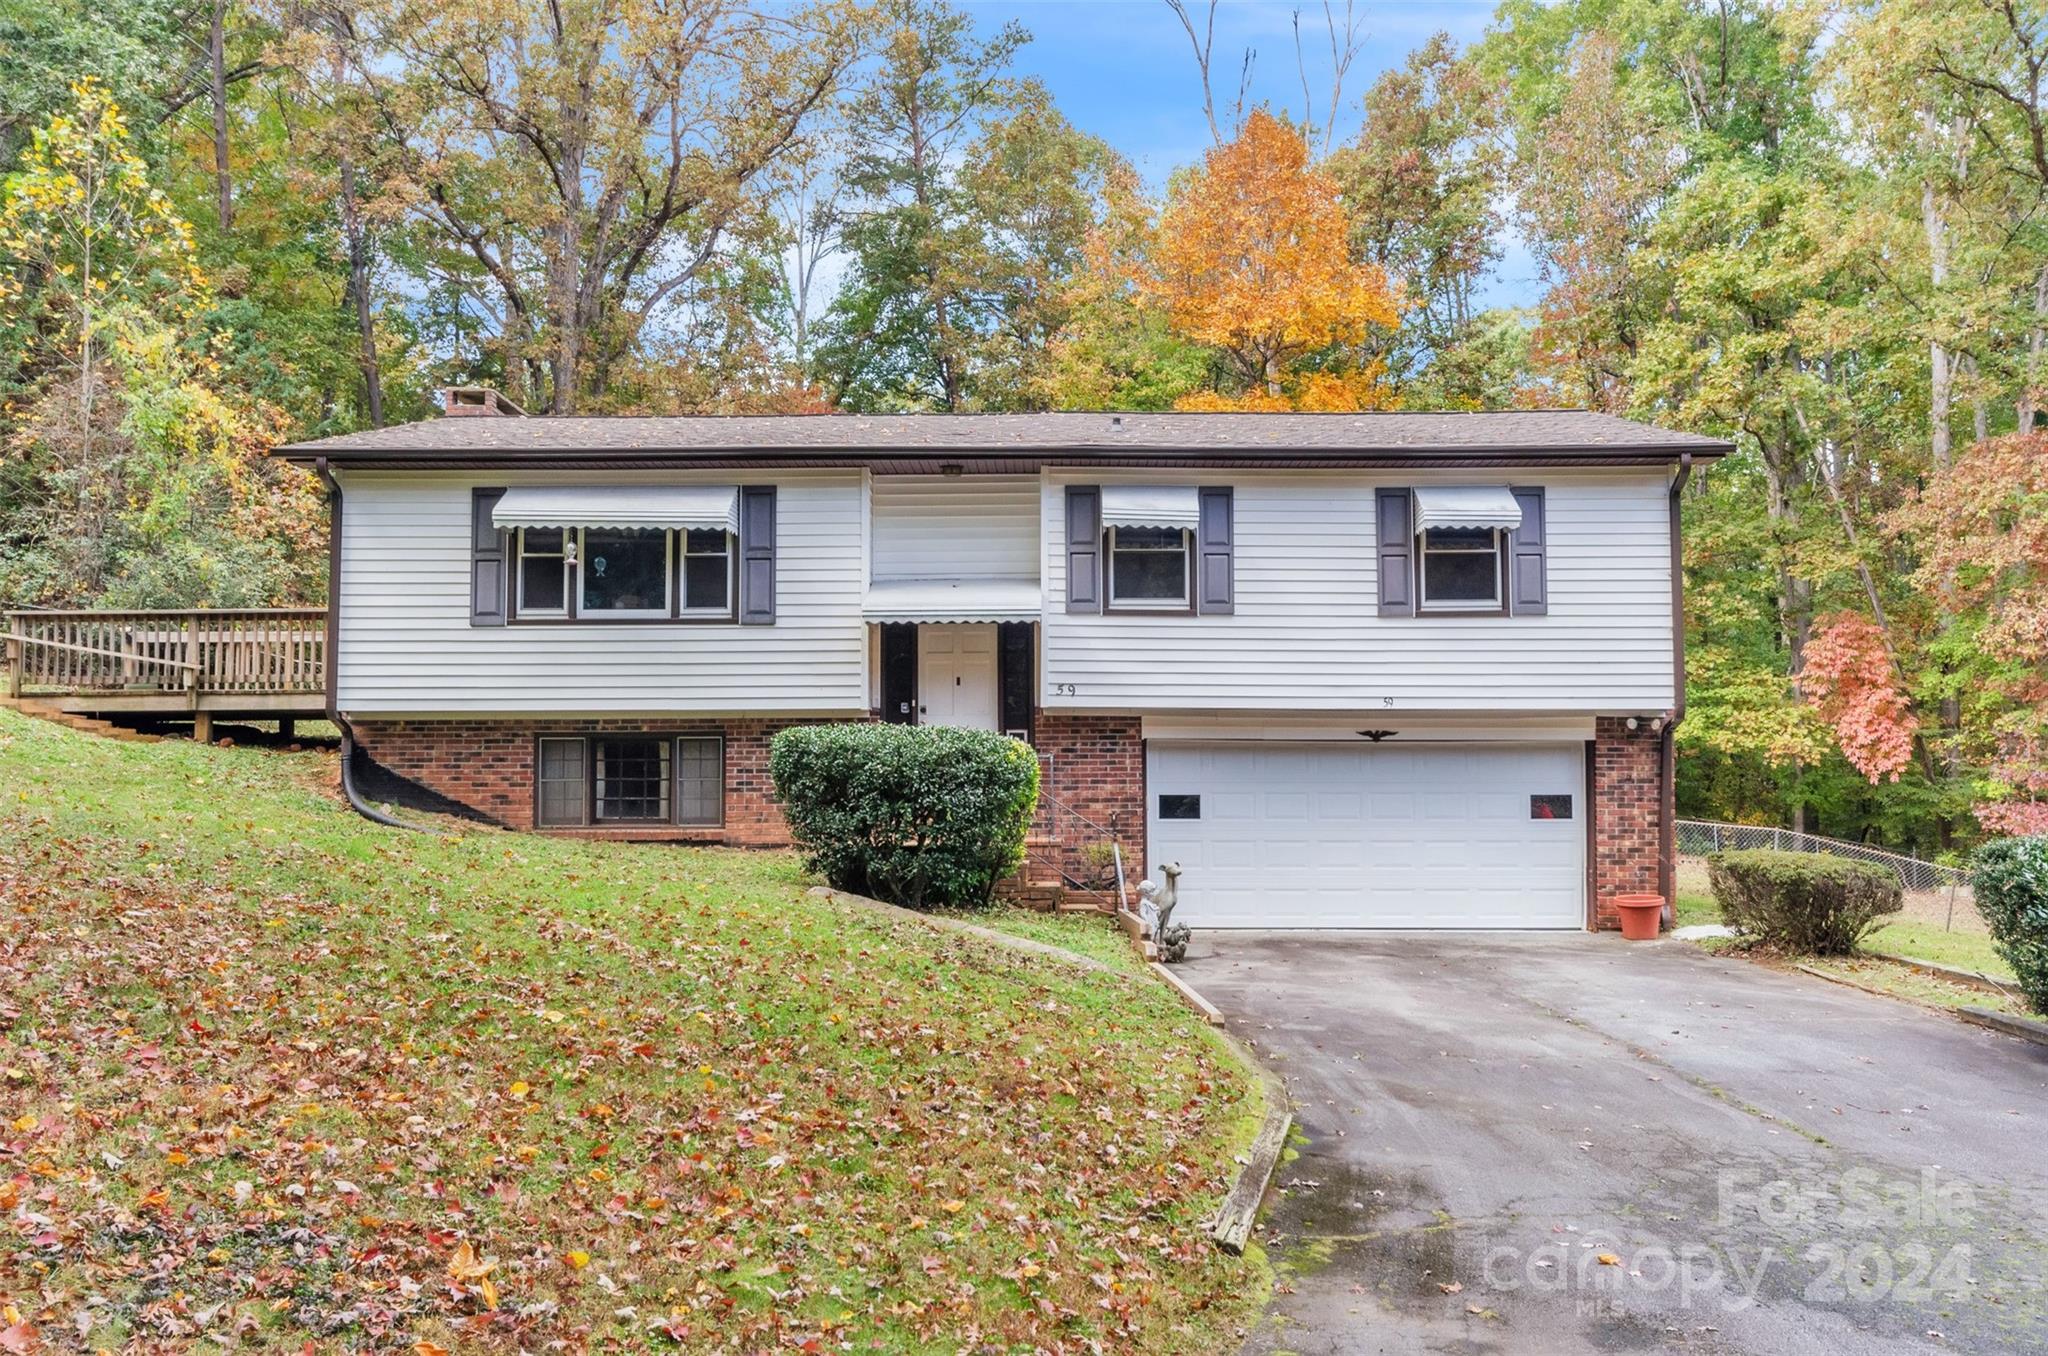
[1137, 862, 1189, 963]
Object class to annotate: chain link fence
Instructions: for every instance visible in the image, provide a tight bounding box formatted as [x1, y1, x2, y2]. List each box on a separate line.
[1676, 819, 1982, 934]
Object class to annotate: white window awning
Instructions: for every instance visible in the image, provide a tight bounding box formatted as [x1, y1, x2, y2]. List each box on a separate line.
[1412, 485, 1522, 533]
[862, 577, 1042, 624]
[492, 485, 738, 533]
[1100, 485, 1199, 531]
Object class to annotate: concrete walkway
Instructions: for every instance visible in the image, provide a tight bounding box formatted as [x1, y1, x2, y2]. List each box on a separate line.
[1177, 932, 2048, 1355]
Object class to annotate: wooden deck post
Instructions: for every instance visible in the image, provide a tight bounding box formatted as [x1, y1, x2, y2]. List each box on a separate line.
[184, 611, 202, 710]
[277, 716, 295, 741]
[193, 710, 214, 744]
[3, 615, 19, 700]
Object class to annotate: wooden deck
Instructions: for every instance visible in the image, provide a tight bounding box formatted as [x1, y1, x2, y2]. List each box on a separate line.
[3, 609, 329, 730]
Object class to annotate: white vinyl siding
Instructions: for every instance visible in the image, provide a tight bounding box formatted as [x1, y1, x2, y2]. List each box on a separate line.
[870, 473, 1038, 581]
[335, 470, 867, 714]
[1042, 469, 1673, 712]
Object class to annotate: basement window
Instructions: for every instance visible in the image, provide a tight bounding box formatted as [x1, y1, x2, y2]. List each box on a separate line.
[535, 735, 724, 828]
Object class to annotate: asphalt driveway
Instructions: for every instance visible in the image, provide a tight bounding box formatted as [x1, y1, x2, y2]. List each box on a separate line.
[1178, 932, 2048, 1355]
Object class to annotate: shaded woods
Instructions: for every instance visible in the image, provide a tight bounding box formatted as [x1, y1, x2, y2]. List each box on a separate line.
[5, 0, 2047, 846]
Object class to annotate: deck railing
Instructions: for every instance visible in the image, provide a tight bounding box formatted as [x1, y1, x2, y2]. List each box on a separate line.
[4, 609, 327, 701]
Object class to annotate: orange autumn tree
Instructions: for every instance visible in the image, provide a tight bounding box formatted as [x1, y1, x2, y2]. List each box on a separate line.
[1146, 109, 1402, 410]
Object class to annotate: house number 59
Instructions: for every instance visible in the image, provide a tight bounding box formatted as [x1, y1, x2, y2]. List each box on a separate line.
[1053, 683, 1078, 697]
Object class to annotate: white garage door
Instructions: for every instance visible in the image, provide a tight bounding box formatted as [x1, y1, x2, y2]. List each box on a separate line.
[1146, 742, 1586, 929]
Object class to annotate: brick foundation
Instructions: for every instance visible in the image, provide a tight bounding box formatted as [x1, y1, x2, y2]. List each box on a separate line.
[1590, 716, 1667, 930]
[1032, 713, 1147, 886]
[348, 712, 1154, 870]
[348, 716, 834, 843]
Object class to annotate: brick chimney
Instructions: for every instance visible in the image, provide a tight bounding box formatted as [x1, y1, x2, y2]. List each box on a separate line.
[440, 386, 528, 417]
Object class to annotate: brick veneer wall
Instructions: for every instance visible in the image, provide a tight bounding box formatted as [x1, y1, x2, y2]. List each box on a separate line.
[348, 716, 831, 842]
[1033, 713, 1147, 885]
[1591, 716, 1666, 930]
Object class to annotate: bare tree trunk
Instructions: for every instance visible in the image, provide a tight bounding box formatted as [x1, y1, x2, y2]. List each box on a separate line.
[339, 158, 383, 426]
[1924, 171, 1953, 471]
[2022, 263, 2048, 431]
[1761, 432, 1811, 679]
[1921, 112, 1966, 776]
[209, 0, 234, 231]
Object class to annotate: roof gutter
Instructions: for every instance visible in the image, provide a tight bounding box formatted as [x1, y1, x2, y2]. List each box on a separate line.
[1660, 452, 1695, 921]
[274, 443, 1735, 471]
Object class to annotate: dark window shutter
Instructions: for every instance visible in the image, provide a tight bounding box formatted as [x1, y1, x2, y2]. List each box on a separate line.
[1509, 486, 1548, 616]
[880, 622, 918, 723]
[1196, 486, 1234, 615]
[471, 488, 507, 626]
[739, 485, 776, 624]
[1064, 485, 1101, 614]
[1376, 488, 1414, 617]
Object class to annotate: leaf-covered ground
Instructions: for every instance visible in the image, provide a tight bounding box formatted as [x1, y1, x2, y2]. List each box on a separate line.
[0, 710, 1264, 1352]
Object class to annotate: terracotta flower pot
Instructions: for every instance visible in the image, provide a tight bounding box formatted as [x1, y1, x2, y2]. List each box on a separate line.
[1614, 893, 1665, 941]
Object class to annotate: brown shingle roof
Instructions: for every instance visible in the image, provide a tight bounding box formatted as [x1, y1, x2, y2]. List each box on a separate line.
[277, 409, 1731, 468]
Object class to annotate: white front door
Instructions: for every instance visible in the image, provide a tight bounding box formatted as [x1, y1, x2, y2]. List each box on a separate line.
[917, 624, 999, 730]
[1146, 741, 1587, 929]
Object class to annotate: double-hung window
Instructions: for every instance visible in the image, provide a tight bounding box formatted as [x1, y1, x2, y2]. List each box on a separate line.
[1405, 485, 1525, 615]
[536, 734, 724, 828]
[1417, 526, 1503, 610]
[1099, 485, 1200, 612]
[680, 529, 734, 615]
[517, 527, 571, 616]
[1108, 526, 1192, 608]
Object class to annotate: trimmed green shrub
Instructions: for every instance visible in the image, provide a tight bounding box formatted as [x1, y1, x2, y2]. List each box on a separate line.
[1706, 849, 1902, 954]
[768, 723, 1040, 910]
[1972, 836, 2048, 1015]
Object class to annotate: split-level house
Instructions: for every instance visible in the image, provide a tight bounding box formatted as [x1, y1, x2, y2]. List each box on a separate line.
[278, 394, 1729, 931]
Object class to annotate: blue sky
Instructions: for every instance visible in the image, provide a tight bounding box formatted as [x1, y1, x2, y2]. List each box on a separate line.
[957, 1, 1541, 309]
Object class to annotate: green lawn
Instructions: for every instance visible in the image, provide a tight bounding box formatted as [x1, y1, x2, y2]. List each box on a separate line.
[0, 709, 1265, 1353]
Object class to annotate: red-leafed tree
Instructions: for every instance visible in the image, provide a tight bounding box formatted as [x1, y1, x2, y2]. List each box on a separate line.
[1797, 613, 1917, 784]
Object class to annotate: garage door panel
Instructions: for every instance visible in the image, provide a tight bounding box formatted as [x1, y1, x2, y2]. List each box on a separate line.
[1146, 741, 1585, 929]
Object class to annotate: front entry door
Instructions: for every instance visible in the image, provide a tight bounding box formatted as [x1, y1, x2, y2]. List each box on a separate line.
[917, 624, 999, 729]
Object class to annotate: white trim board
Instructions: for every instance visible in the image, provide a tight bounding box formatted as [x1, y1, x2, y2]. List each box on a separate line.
[1140, 714, 1599, 743]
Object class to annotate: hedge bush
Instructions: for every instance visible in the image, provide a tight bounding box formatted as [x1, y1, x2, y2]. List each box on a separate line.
[768, 723, 1040, 910]
[1972, 836, 2048, 1015]
[1706, 848, 1902, 954]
